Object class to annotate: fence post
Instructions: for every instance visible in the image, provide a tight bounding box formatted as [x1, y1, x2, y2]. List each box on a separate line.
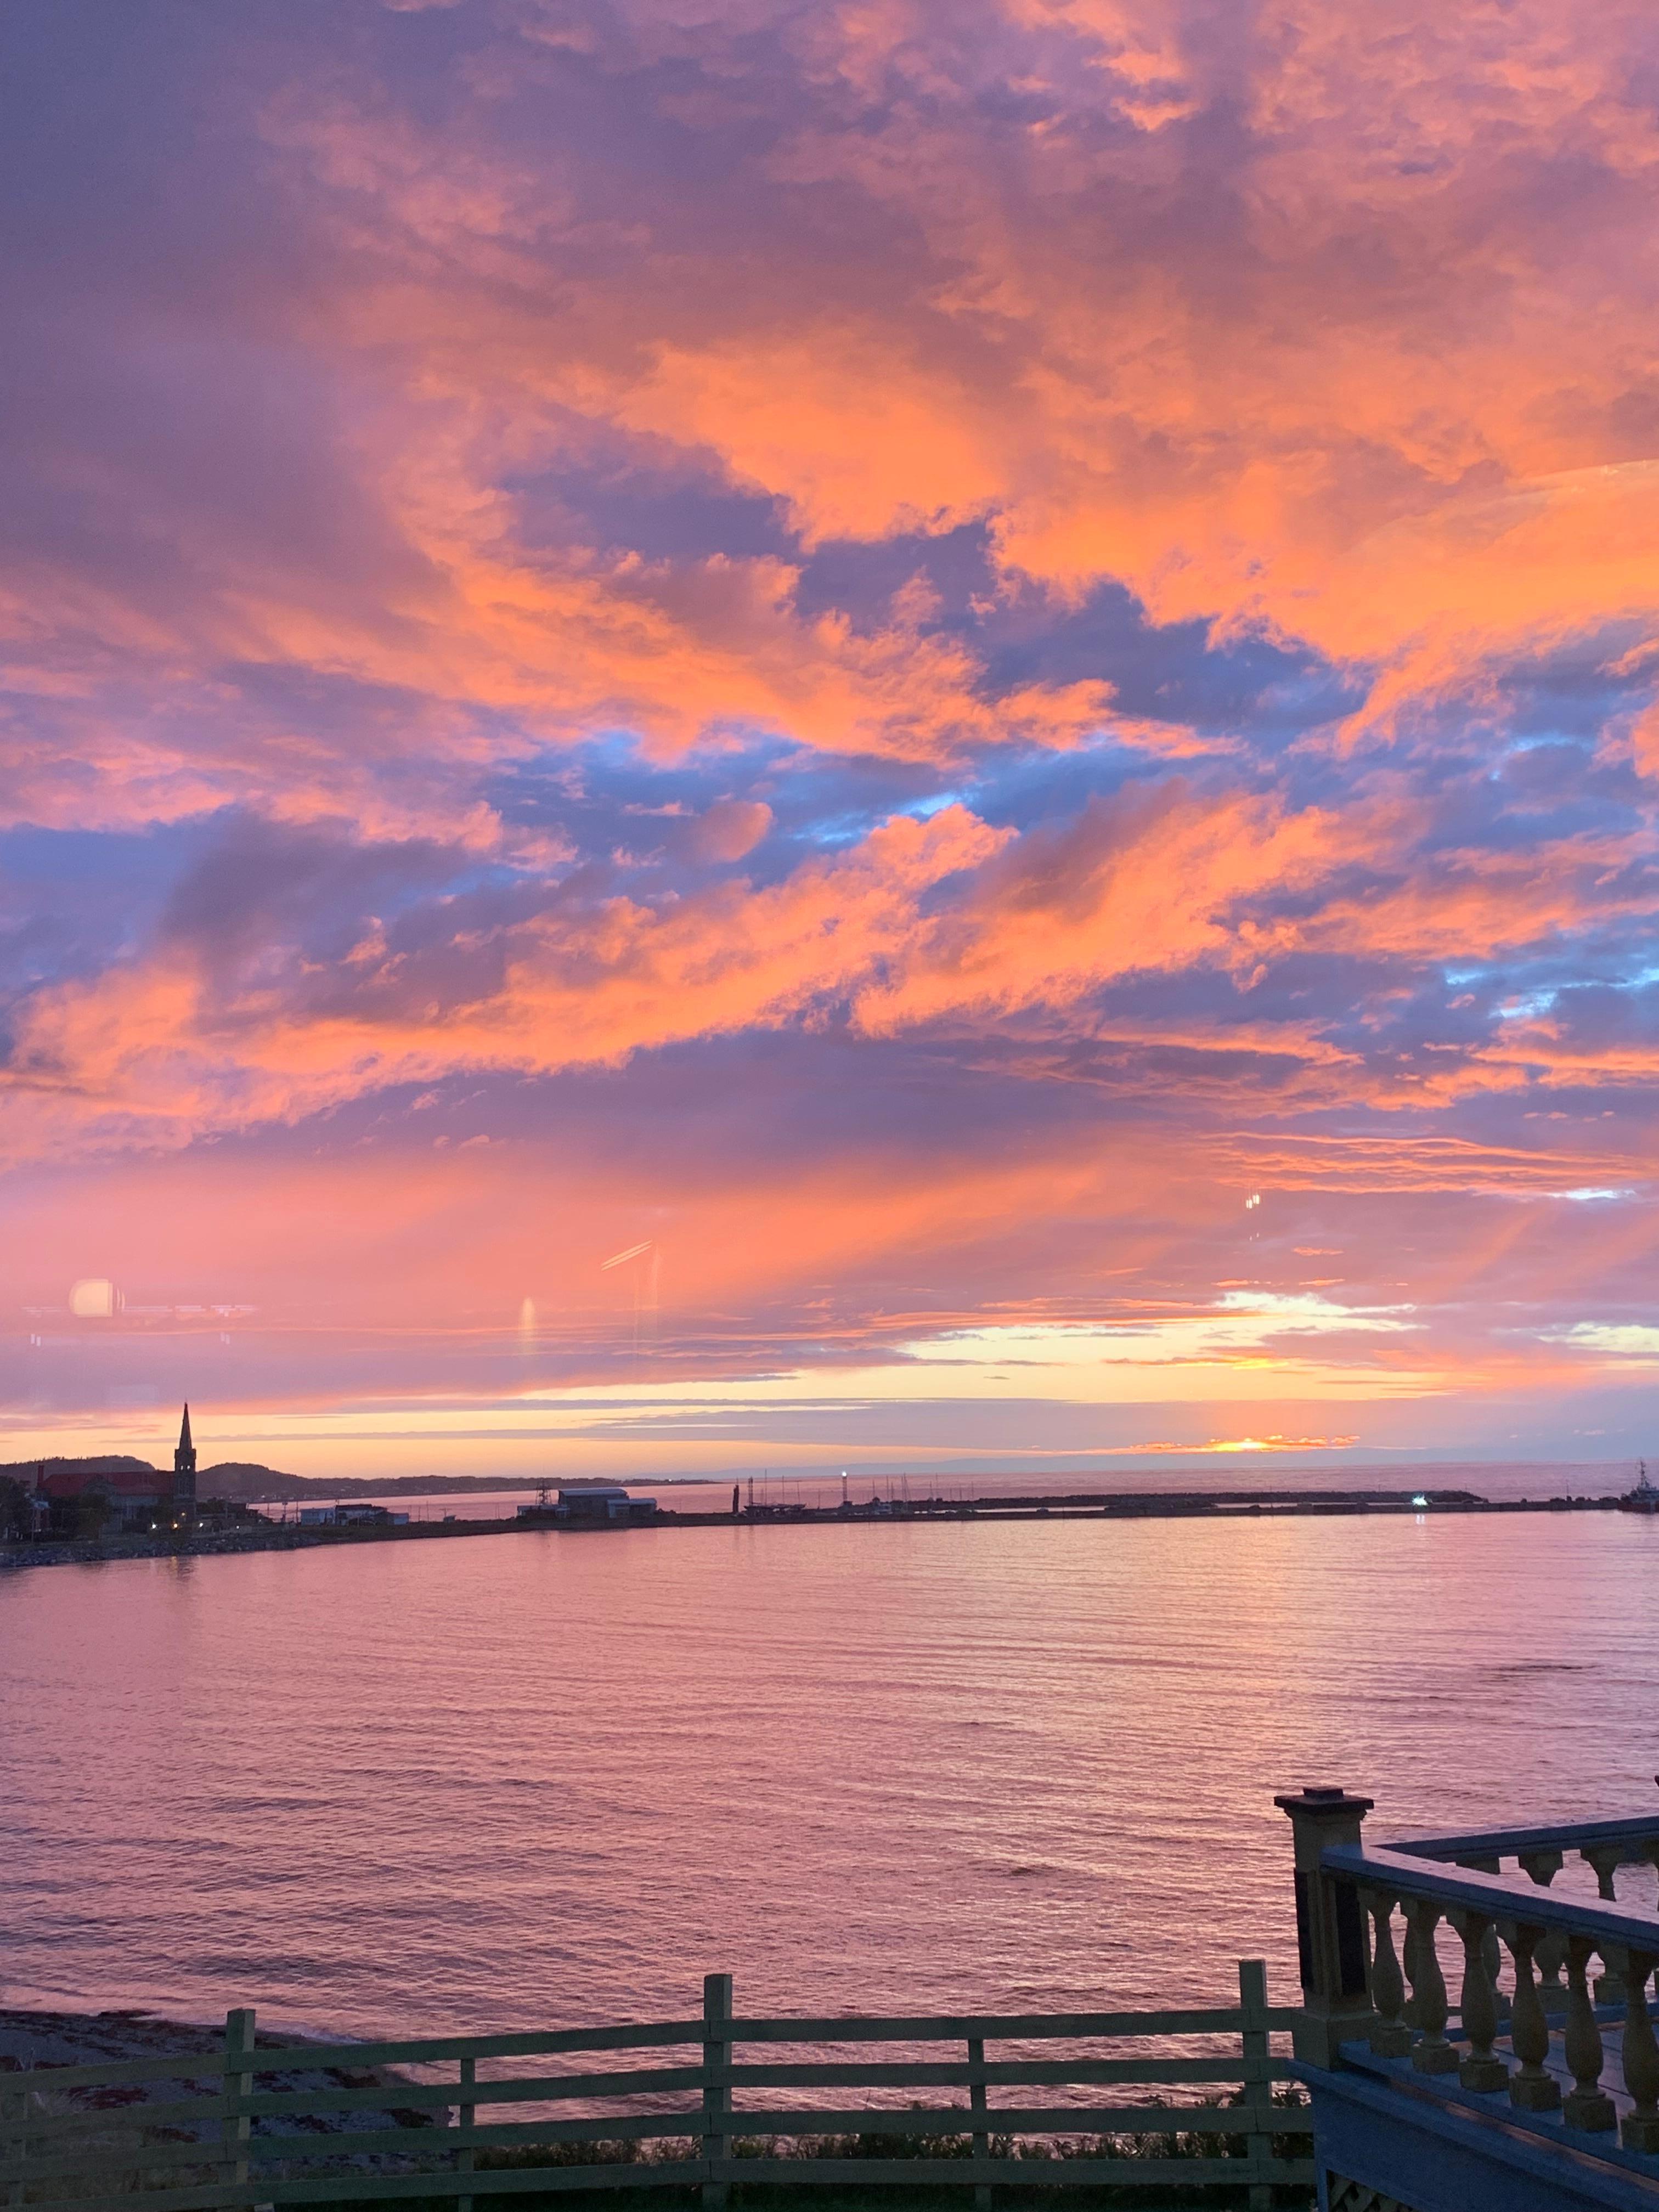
[1274, 1786, 1375, 2066]
[968, 2034, 991, 2212]
[1238, 1959, 1273, 2212]
[223, 2006, 256, 2205]
[702, 1972, 733, 2212]
[457, 2053, 475, 2212]
[4, 2067, 31, 2209]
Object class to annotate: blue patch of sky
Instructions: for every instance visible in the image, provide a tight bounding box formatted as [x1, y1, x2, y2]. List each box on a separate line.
[950, 732, 1199, 831]
[1495, 989, 1560, 1021]
[1497, 624, 1653, 719]
[505, 470, 1363, 768]
[0, 791, 563, 1006]
[793, 522, 999, 634]
[982, 585, 1361, 742]
[148, 812, 537, 975]
[1397, 653, 1651, 834]
[482, 478, 1383, 849]
[489, 728, 963, 873]
[1375, 743, 1647, 860]
[489, 693, 1366, 887]
[503, 454, 795, 566]
[490, 724, 1187, 875]
[1431, 941, 1659, 1045]
[793, 520, 1364, 747]
[0, 818, 217, 988]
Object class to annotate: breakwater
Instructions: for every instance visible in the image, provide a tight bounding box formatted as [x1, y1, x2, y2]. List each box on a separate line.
[0, 1483, 1643, 1572]
[693, 1483, 1621, 1525]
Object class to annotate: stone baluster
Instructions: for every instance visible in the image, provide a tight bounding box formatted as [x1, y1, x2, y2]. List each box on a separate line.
[1451, 1849, 1513, 2026]
[1505, 1923, 1561, 2112]
[1583, 1847, 1628, 2006]
[1451, 1909, 1508, 2092]
[1481, 1922, 1510, 2021]
[1620, 1949, 1659, 2154]
[1520, 1849, 1567, 2010]
[1364, 1891, 1412, 2056]
[1562, 1934, 1617, 2131]
[1406, 1898, 1459, 2074]
[1453, 1856, 1509, 2020]
[1401, 1909, 1423, 2028]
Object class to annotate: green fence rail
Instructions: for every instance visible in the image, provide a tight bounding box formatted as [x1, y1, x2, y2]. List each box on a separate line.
[0, 1962, 1313, 2210]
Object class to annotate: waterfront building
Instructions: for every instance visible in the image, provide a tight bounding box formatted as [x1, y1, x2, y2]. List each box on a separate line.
[297, 1503, 410, 1527]
[517, 1482, 659, 1525]
[31, 1464, 171, 1534]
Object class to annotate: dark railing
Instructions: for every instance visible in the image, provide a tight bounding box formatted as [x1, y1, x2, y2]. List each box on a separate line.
[0, 1963, 1312, 2210]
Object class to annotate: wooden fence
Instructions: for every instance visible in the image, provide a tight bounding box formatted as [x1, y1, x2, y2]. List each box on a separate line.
[0, 1962, 1313, 2211]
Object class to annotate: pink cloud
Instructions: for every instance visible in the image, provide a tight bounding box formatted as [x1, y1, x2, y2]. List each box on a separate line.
[5, 0, 1659, 1462]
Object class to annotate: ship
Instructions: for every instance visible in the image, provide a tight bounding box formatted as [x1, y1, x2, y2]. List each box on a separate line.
[1618, 1459, 1659, 1513]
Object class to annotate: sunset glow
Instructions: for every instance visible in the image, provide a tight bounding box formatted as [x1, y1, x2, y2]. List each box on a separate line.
[7, 0, 1659, 1477]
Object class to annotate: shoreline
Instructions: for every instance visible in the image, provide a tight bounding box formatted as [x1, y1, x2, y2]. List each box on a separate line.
[0, 1996, 382, 2069]
[1, 1485, 1650, 1575]
[0, 1515, 520, 1574]
[0, 2001, 261, 2072]
[0, 2003, 448, 2143]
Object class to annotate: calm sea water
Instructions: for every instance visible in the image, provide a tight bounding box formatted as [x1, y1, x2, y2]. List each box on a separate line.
[2, 1512, 1655, 2039]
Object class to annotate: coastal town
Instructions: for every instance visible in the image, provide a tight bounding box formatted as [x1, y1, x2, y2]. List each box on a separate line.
[8, 1407, 1659, 1576]
[2, 1406, 222, 1539]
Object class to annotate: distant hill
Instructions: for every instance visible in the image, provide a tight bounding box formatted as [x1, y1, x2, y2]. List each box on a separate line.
[4, 1460, 463, 1504]
[0, 1455, 156, 1480]
[196, 1467, 577, 1500]
[196, 1462, 309, 1501]
[0, 1454, 308, 1502]
[0, 1456, 580, 1503]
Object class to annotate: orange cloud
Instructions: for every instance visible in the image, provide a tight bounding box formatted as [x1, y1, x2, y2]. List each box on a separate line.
[856, 785, 1377, 1030]
[7, 0, 1659, 1465]
[1, 807, 1008, 1151]
[11, 760, 1654, 1162]
[7, 0, 1655, 832]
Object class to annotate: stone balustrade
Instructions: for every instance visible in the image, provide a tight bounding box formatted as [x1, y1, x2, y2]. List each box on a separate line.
[1281, 1792, 1659, 2171]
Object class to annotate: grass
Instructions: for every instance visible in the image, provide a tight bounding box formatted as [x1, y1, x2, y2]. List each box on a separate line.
[459, 2088, 1314, 2209]
[4, 2087, 1314, 2210]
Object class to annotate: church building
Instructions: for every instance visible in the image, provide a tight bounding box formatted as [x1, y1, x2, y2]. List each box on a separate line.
[29, 1405, 200, 1535]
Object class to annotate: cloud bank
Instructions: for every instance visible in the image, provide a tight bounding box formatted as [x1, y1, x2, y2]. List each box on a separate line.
[4, 0, 1659, 1472]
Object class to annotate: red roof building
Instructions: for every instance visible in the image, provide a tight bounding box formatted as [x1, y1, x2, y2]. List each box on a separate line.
[30, 1409, 198, 1531]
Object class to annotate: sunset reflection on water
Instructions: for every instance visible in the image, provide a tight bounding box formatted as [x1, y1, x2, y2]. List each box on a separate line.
[2, 1514, 1654, 2038]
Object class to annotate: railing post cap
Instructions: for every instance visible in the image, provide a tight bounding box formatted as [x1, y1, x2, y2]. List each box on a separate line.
[1274, 1786, 1374, 1818]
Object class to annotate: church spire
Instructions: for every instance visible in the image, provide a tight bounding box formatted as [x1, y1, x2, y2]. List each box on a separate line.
[173, 1402, 197, 1512]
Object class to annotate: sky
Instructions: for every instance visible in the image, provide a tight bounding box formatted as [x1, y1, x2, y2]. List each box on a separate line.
[6, 0, 1659, 1482]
